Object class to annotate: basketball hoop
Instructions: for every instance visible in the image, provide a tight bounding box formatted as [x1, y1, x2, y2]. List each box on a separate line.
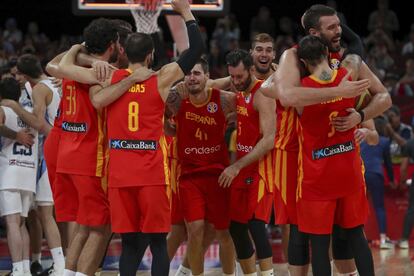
[126, 0, 164, 34]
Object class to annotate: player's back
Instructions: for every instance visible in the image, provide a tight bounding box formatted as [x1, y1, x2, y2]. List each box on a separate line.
[107, 69, 168, 187]
[0, 106, 37, 192]
[298, 67, 364, 200]
[56, 79, 105, 177]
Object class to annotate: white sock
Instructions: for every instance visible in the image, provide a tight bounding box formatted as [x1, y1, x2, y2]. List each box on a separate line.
[260, 269, 274, 276]
[75, 272, 88, 276]
[222, 273, 235, 276]
[32, 253, 42, 264]
[244, 273, 258, 276]
[380, 233, 387, 243]
[12, 261, 24, 273]
[22, 260, 31, 273]
[63, 269, 76, 276]
[337, 271, 359, 276]
[175, 264, 191, 276]
[51, 247, 65, 270]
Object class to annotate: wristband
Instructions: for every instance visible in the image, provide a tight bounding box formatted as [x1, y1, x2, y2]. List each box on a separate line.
[357, 110, 365, 123]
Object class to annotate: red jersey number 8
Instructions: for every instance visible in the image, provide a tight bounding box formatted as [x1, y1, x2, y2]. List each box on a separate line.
[128, 101, 139, 132]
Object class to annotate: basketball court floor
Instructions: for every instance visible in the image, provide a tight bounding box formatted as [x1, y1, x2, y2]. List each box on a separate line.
[0, 237, 413, 276]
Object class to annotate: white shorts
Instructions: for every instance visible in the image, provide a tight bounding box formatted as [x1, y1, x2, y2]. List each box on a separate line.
[0, 189, 34, 217]
[35, 159, 53, 206]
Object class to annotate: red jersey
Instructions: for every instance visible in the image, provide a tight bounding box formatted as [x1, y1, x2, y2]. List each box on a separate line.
[297, 68, 365, 200]
[56, 79, 106, 177]
[176, 88, 229, 175]
[236, 80, 274, 191]
[107, 69, 169, 188]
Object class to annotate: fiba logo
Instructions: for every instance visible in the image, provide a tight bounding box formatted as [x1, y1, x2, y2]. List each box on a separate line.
[330, 59, 340, 70]
[207, 102, 218, 113]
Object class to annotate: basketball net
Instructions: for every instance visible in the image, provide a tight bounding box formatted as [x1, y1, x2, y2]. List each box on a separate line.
[126, 0, 164, 34]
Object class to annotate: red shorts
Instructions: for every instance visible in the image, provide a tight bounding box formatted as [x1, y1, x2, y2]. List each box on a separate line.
[273, 149, 298, 225]
[230, 170, 273, 224]
[109, 185, 171, 233]
[179, 172, 230, 230]
[297, 187, 369, 234]
[54, 173, 110, 226]
[171, 189, 184, 225]
[43, 128, 60, 193]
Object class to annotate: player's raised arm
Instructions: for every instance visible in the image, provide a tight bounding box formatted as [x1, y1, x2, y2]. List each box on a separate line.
[157, 0, 205, 101]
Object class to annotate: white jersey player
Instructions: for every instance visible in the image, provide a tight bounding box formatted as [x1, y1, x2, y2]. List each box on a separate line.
[0, 77, 37, 276]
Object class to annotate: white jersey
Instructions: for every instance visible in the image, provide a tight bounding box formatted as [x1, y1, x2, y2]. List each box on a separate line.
[39, 78, 61, 126]
[0, 106, 38, 192]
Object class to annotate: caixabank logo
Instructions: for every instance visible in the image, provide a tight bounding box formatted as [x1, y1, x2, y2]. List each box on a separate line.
[110, 139, 157, 151]
[62, 122, 87, 132]
[312, 141, 354, 160]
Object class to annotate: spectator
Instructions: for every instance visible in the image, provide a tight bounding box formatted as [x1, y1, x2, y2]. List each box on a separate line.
[3, 18, 23, 49]
[24, 22, 49, 56]
[385, 105, 414, 163]
[250, 6, 275, 40]
[402, 24, 414, 56]
[275, 17, 300, 61]
[367, 0, 399, 38]
[211, 14, 240, 56]
[361, 116, 395, 249]
[395, 58, 414, 96]
[370, 42, 394, 72]
[207, 40, 225, 79]
[326, 0, 347, 25]
[398, 138, 414, 249]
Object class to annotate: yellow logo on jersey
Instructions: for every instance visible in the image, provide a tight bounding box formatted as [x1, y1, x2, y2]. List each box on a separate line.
[128, 84, 146, 93]
[321, 97, 343, 104]
[237, 105, 248, 116]
[185, 112, 217, 125]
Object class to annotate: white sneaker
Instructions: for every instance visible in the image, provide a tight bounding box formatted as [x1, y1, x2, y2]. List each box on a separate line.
[380, 239, 394, 249]
[47, 265, 64, 276]
[398, 240, 409, 249]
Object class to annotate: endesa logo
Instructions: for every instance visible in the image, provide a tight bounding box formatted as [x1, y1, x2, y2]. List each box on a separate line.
[62, 122, 87, 133]
[184, 145, 221, 155]
[312, 141, 354, 160]
[110, 139, 157, 151]
[237, 143, 253, 153]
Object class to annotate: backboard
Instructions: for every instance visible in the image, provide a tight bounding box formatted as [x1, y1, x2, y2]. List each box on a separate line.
[72, 0, 229, 16]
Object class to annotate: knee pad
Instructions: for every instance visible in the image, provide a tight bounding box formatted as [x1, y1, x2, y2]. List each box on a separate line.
[248, 219, 272, 259]
[288, 224, 310, 266]
[229, 221, 255, 260]
[332, 225, 353, 260]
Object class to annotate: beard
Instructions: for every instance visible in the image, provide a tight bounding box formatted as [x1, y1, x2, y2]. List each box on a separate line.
[234, 73, 252, 91]
[320, 33, 341, 53]
[255, 63, 270, 74]
[108, 49, 119, 64]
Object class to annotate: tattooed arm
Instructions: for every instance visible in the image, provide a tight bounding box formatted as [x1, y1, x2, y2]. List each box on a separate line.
[219, 90, 236, 118]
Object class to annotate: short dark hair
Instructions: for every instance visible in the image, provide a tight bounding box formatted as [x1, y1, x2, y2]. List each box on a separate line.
[388, 105, 400, 116]
[302, 4, 337, 33]
[251, 33, 274, 49]
[111, 19, 133, 48]
[0, 78, 21, 101]
[196, 57, 209, 73]
[17, 54, 43, 79]
[297, 35, 328, 66]
[83, 18, 118, 55]
[125, 33, 154, 64]
[226, 49, 253, 70]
